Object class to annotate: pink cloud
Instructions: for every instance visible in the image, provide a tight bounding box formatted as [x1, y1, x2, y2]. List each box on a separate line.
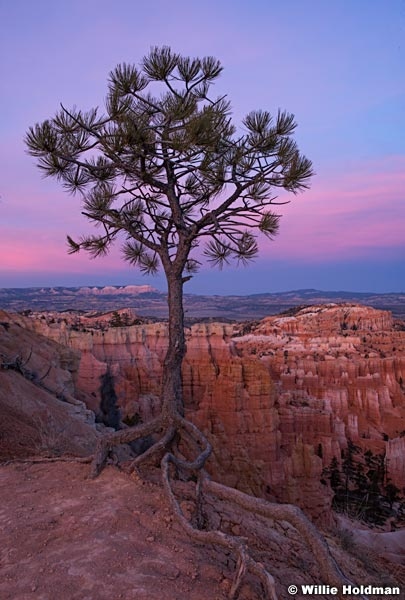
[2, 156, 404, 274]
[258, 156, 405, 261]
[0, 229, 125, 275]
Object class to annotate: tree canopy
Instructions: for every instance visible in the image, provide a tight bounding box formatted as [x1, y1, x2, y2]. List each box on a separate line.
[25, 46, 313, 281]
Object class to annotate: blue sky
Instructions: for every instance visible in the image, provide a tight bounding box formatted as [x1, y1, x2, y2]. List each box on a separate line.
[1, 0, 404, 293]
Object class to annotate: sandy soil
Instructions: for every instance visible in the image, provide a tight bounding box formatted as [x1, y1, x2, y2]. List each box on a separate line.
[1, 460, 403, 600]
[0, 462, 230, 600]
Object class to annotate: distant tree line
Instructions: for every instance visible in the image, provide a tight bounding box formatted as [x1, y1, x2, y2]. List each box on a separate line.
[322, 440, 404, 527]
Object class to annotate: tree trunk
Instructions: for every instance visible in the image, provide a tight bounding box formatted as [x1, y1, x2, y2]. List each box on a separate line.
[161, 270, 186, 419]
[90, 257, 364, 599]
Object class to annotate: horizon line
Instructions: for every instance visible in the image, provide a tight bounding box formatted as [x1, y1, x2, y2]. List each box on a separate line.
[1, 285, 404, 296]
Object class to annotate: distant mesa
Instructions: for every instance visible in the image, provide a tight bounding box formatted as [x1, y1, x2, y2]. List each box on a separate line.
[77, 285, 157, 295]
[0, 287, 404, 320]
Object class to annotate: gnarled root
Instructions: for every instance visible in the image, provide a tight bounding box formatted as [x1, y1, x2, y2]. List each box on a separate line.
[203, 476, 350, 591]
[89, 414, 366, 600]
[2, 456, 92, 466]
[89, 415, 163, 478]
[161, 452, 278, 599]
[127, 425, 176, 472]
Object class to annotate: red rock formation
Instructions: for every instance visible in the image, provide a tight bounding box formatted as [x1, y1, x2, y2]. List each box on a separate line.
[11, 304, 405, 523]
[0, 312, 97, 459]
[386, 437, 405, 489]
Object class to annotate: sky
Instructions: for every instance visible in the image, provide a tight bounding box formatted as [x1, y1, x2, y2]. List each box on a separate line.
[1, 0, 404, 295]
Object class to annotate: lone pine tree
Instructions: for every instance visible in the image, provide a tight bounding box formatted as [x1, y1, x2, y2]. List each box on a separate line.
[26, 47, 357, 599]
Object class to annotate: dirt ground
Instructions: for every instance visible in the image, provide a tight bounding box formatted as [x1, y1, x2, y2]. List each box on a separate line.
[1, 460, 404, 600]
[0, 462, 232, 600]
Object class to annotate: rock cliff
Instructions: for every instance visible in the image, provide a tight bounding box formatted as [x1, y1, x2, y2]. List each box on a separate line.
[0, 311, 97, 459]
[8, 303, 405, 523]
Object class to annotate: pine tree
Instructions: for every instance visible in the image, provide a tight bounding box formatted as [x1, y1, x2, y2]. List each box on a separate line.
[26, 46, 312, 423]
[26, 47, 357, 598]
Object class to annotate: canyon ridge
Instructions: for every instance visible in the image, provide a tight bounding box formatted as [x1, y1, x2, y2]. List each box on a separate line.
[1, 302, 405, 598]
[1, 302, 404, 526]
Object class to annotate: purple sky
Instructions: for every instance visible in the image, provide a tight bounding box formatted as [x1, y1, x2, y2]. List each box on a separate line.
[1, 0, 404, 294]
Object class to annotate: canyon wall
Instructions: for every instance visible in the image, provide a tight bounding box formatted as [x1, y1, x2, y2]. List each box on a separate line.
[0, 311, 97, 459]
[11, 304, 405, 523]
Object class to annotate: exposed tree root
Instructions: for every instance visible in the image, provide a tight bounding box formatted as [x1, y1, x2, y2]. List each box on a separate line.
[161, 452, 278, 599]
[203, 476, 351, 591]
[90, 415, 163, 478]
[1, 456, 92, 466]
[127, 425, 176, 472]
[0, 349, 34, 378]
[89, 416, 368, 600]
